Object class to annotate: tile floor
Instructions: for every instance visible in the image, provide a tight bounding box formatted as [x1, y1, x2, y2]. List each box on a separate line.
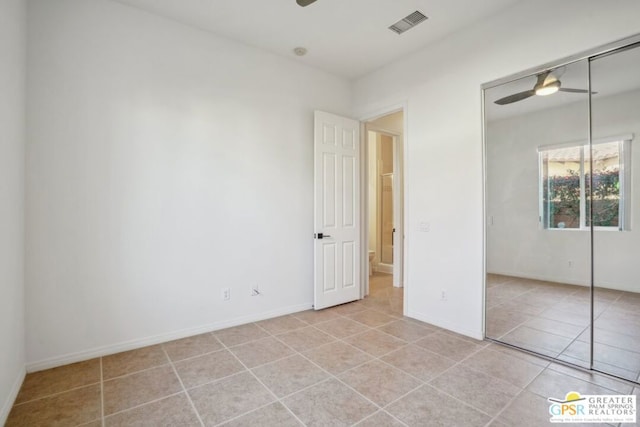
[7, 273, 639, 426]
[486, 274, 640, 383]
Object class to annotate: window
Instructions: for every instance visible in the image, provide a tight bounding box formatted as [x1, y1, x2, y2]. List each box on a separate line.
[539, 136, 631, 230]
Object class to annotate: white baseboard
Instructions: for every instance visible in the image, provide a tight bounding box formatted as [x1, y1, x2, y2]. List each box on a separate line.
[407, 309, 484, 341]
[376, 263, 393, 274]
[26, 302, 313, 373]
[0, 367, 26, 425]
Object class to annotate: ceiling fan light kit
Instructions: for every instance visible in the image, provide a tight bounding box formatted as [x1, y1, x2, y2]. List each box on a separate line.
[535, 80, 560, 96]
[495, 70, 591, 105]
[296, 0, 317, 7]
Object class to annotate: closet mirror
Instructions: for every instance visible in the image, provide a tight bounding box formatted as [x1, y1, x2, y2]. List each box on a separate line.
[484, 36, 640, 382]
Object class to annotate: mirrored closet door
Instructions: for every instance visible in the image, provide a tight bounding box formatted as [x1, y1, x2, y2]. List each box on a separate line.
[484, 36, 640, 383]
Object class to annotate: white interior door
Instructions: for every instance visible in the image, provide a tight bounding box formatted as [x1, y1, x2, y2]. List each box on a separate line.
[314, 110, 360, 310]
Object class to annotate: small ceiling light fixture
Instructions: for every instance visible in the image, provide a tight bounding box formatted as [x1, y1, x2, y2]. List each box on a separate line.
[293, 47, 308, 56]
[535, 80, 561, 96]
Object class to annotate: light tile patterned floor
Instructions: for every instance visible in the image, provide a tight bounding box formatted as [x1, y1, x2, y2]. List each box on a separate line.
[486, 274, 640, 383]
[7, 273, 639, 426]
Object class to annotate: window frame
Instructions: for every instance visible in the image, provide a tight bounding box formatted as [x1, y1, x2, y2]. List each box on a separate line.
[538, 134, 632, 231]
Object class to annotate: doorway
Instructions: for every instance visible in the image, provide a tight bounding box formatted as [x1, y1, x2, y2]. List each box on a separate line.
[364, 110, 404, 313]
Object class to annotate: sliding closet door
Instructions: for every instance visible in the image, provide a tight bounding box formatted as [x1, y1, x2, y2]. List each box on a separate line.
[589, 43, 640, 382]
[484, 59, 593, 367]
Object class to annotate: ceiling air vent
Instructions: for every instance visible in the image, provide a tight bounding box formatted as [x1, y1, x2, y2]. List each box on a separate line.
[388, 11, 428, 35]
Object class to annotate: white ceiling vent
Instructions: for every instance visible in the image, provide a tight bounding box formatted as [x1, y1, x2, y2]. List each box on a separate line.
[388, 11, 428, 35]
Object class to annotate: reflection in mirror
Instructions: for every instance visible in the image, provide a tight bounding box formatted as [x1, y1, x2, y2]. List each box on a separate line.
[590, 43, 640, 382]
[485, 40, 640, 383]
[484, 59, 592, 368]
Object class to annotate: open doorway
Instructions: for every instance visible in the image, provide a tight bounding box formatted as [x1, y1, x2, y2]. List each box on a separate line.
[364, 110, 404, 314]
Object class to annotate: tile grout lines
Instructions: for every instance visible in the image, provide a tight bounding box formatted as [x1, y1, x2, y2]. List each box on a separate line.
[161, 346, 206, 427]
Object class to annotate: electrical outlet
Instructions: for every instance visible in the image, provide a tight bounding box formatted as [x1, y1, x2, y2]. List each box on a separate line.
[440, 290, 447, 301]
[222, 288, 231, 301]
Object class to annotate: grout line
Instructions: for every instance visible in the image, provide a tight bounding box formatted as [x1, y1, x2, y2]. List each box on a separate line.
[102, 391, 184, 419]
[102, 362, 173, 382]
[12, 381, 103, 406]
[161, 347, 205, 427]
[217, 335, 308, 427]
[485, 367, 548, 426]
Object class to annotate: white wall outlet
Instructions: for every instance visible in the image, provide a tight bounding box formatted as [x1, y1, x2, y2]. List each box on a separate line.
[222, 288, 231, 301]
[568, 260, 573, 268]
[419, 221, 430, 232]
[440, 290, 447, 301]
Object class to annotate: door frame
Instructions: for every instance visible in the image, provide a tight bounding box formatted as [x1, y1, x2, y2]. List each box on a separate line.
[359, 103, 408, 313]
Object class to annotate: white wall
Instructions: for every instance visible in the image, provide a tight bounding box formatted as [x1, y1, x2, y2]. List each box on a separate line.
[26, 0, 352, 369]
[0, 0, 26, 422]
[353, 0, 640, 338]
[487, 89, 640, 292]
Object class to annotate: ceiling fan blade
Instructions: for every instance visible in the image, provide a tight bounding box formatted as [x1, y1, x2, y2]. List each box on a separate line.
[494, 90, 535, 105]
[558, 88, 597, 94]
[296, 0, 317, 6]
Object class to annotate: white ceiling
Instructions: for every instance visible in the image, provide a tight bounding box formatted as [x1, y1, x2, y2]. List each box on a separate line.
[111, 0, 522, 79]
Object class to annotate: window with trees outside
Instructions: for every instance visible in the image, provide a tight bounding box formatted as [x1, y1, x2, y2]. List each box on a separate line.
[539, 137, 631, 230]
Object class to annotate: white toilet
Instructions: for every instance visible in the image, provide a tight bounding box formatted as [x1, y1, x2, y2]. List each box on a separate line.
[368, 251, 375, 276]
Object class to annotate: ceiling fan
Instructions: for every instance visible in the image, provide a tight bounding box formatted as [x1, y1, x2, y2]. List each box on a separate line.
[296, 0, 317, 6]
[494, 70, 592, 105]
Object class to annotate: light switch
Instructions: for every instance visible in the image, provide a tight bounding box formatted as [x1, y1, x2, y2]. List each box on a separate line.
[419, 222, 430, 232]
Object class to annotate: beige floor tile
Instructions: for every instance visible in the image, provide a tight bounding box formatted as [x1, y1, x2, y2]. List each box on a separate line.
[314, 318, 369, 339]
[282, 379, 377, 427]
[494, 390, 550, 426]
[461, 347, 545, 388]
[189, 372, 275, 426]
[546, 363, 634, 394]
[15, 359, 100, 404]
[498, 326, 573, 358]
[214, 323, 269, 347]
[162, 333, 222, 362]
[430, 365, 521, 416]
[77, 421, 103, 427]
[104, 393, 200, 426]
[220, 402, 302, 427]
[346, 329, 407, 357]
[414, 331, 483, 361]
[102, 344, 168, 379]
[328, 301, 369, 315]
[486, 342, 550, 367]
[525, 317, 587, 339]
[354, 411, 405, 426]
[527, 369, 625, 399]
[381, 344, 456, 381]
[174, 349, 245, 389]
[251, 355, 329, 398]
[303, 341, 372, 375]
[376, 319, 437, 342]
[339, 360, 421, 406]
[256, 315, 308, 335]
[6, 384, 101, 427]
[292, 309, 340, 325]
[347, 309, 396, 327]
[229, 336, 294, 368]
[386, 385, 491, 427]
[103, 365, 182, 415]
[276, 326, 335, 352]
